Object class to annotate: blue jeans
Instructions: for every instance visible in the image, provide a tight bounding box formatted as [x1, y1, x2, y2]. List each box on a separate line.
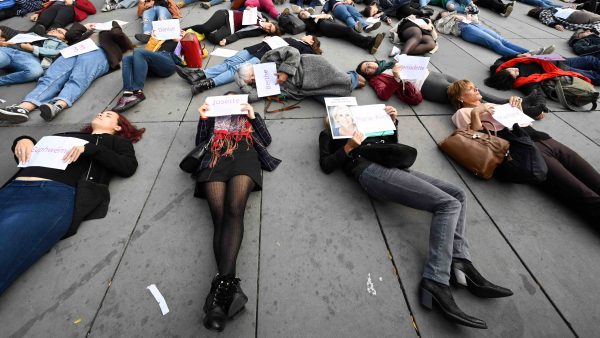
[204, 49, 259, 86]
[185, 0, 225, 4]
[460, 24, 529, 56]
[24, 49, 109, 107]
[0, 48, 44, 86]
[0, 180, 75, 295]
[122, 49, 176, 91]
[445, 0, 472, 12]
[142, 6, 172, 34]
[565, 55, 600, 85]
[118, 0, 139, 8]
[348, 70, 359, 89]
[517, 0, 560, 7]
[333, 4, 367, 29]
[358, 164, 471, 285]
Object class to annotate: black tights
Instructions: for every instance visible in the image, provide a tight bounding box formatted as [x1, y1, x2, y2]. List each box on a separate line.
[186, 9, 230, 44]
[400, 26, 436, 55]
[203, 175, 255, 277]
[30, 4, 74, 32]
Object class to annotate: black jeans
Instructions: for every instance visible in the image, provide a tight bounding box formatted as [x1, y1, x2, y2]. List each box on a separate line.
[316, 20, 373, 50]
[34, 3, 75, 30]
[535, 138, 600, 225]
[187, 9, 231, 44]
[474, 0, 507, 14]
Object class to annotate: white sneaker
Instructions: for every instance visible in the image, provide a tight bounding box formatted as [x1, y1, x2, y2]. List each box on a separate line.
[389, 46, 400, 57]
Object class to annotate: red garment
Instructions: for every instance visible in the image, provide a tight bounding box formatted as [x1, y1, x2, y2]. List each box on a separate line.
[38, 0, 96, 22]
[496, 57, 592, 88]
[368, 74, 423, 105]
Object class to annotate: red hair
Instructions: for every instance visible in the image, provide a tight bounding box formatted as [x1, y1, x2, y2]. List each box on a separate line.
[80, 113, 146, 143]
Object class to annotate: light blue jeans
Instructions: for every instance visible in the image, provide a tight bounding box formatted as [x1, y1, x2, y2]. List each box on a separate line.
[0, 48, 44, 86]
[333, 4, 368, 29]
[142, 6, 172, 34]
[24, 49, 109, 107]
[460, 23, 529, 56]
[0, 180, 75, 295]
[358, 163, 471, 285]
[118, 0, 139, 8]
[204, 49, 260, 86]
[517, 0, 561, 7]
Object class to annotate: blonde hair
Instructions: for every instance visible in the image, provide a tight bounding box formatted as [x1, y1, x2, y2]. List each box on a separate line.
[447, 79, 473, 110]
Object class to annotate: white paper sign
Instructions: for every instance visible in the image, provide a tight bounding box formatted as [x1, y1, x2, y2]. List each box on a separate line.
[205, 95, 249, 116]
[60, 39, 99, 58]
[18, 136, 89, 170]
[8, 34, 47, 44]
[211, 48, 239, 58]
[94, 20, 128, 31]
[352, 104, 396, 136]
[263, 36, 289, 50]
[393, 55, 430, 81]
[409, 18, 427, 27]
[325, 97, 358, 139]
[555, 8, 576, 19]
[146, 284, 170, 315]
[492, 104, 534, 128]
[242, 7, 258, 25]
[365, 17, 380, 25]
[152, 19, 181, 40]
[253, 62, 281, 97]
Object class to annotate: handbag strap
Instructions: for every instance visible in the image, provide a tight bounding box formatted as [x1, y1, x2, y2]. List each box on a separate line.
[264, 96, 302, 113]
[480, 121, 498, 138]
[553, 77, 597, 112]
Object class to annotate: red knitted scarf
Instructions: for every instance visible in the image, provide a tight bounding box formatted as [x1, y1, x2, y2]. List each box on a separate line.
[495, 57, 592, 88]
[209, 115, 253, 168]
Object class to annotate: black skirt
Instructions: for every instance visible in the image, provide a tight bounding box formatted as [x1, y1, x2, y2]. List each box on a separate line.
[194, 139, 263, 198]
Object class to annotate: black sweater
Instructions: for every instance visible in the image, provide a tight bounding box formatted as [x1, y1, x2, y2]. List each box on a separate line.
[244, 37, 314, 59]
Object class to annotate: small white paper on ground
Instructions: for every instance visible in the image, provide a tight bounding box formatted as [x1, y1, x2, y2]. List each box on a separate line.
[492, 104, 534, 128]
[8, 34, 47, 44]
[242, 7, 258, 25]
[253, 62, 281, 97]
[211, 48, 239, 58]
[60, 39, 99, 58]
[18, 136, 89, 170]
[147, 284, 170, 315]
[94, 20, 128, 31]
[205, 95, 249, 116]
[263, 36, 289, 50]
[152, 19, 181, 40]
[531, 53, 565, 61]
[365, 17, 380, 25]
[555, 8, 576, 19]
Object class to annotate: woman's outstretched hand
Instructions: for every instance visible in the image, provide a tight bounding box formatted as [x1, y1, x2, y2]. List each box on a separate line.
[241, 103, 255, 119]
[508, 96, 523, 110]
[198, 102, 210, 120]
[14, 139, 34, 165]
[384, 105, 398, 122]
[344, 131, 365, 154]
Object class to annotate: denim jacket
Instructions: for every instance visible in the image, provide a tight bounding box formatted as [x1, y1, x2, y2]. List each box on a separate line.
[31, 36, 68, 59]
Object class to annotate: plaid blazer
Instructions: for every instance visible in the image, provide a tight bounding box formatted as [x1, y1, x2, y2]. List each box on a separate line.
[194, 113, 281, 172]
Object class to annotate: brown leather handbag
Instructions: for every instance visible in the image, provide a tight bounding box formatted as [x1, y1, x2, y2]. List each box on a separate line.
[438, 122, 510, 180]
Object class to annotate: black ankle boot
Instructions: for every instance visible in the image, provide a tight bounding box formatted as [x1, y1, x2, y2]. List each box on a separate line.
[451, 258, 514, 298]
[203, 275, 248, 332]
[191, 78, 216, 96]
[176, 65, 206, 85]
[420, 278, 488, 329]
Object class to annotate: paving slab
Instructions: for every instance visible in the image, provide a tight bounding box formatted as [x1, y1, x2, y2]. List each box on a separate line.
[0, 122, 176, 337]
[258, 118, 416, 338]
[90, 122, 261, 337]
[420, 114, 600, 338]
[554, 111, 600, 145]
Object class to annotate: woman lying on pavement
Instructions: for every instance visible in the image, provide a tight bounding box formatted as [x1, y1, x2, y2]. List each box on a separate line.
[175, 35, 322, 95]
[319, 104, 513, 329]
[528, 6, 600, 31]
[296, 9, 385, 55]
[0, 111, 144, 296]
[448, 79, 600, 226]
[236, 46, 365, 102]
[0, 22, 133, 124]
[193, 99, 280, 331]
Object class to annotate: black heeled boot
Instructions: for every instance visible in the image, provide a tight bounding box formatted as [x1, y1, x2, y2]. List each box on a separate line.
[420, 278, 488, 329]
[451, 258, 514, 298]
[176, 65, 206, 85]
[203, 275, 248, 332]
[191, 78, 216, 96]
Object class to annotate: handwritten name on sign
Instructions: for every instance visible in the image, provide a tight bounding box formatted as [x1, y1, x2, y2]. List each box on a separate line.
[253, 63, 281, 97]
[18, 136, 89, 170]
[152, 19, 181, 40]
[60, 38, 99, 58]
[205, 95, 249, 116]
[394, 54, 430, 80]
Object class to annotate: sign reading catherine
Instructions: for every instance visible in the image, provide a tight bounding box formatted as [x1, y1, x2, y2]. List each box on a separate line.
[205, 95, 249, 116]
[18, 136, 89, 170]
[152, 19, 181, 40]
[253, 63, 281, 97]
